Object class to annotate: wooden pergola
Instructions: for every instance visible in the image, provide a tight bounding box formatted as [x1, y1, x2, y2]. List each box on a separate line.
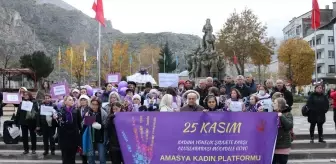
[0, 68, 37, 92]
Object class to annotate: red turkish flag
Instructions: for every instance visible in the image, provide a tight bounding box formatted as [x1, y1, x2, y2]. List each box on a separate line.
[311, 0, 320, 29]
[92, 0, 105, 26]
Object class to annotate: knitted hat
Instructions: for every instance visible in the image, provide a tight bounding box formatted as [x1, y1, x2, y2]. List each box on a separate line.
[72, 89, 80, 93]
[132, 94, 141, 101]
[79, 94, 91, 106]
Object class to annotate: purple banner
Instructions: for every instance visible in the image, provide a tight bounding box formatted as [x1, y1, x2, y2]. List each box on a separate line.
[114, 112, 278, 164]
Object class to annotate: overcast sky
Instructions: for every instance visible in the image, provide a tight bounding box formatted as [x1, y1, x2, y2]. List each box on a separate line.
[63, 0, 334, 39]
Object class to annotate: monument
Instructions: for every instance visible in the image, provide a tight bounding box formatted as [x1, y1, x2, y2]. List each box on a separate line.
[187, 19, 226, 79]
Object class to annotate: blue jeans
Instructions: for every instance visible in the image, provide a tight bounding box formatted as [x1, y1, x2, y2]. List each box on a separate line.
[88, 143, 106, 164]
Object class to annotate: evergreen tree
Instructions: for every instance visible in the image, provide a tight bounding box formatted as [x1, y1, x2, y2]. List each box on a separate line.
[20, 51, 54, 82]
[158, 42, 176, 73]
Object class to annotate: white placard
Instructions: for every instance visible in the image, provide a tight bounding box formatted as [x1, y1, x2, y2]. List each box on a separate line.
[260, 99, 273, 112]
[7, 94, 19, 102]
[229, 101, 243, 112]
[21, 101, 33, 112]
[107, 75, 119, 83]
[159, 73, 179, 88]
[53, 85, 66, 96]
[102, 102, 109, 108]
[40, 105, 54, 116]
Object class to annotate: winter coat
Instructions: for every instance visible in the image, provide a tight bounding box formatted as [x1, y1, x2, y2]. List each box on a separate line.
[232, 84, 251, 98]
[307, 92, 329, 124]
[276, 108, 293, 149]
[195, 87, 208, 107]
[15, 99, 39, 127]
[180, 104, 204, 112]
[330, 90, 336, 109]
[84, 108, 108, 143]
[0, 92, 3, 117]
[100, 90, 112, 103]
[225, 83, 235, 96]
[246, 80, 257, 94]
[56, 106, 82, 150]
[107, 115, 120, 151]
[271, 86, 294, 107]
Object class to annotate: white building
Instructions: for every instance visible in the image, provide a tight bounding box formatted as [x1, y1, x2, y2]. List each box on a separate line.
[303, 29, 336, 82]
[281, 3, 336, 83]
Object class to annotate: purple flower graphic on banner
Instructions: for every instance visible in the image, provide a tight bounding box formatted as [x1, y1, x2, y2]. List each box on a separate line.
[122, 115, 157, 164]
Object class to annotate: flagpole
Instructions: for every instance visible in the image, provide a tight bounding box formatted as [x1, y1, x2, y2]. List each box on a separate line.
[109, 49, 111, 73]
[119, 49, 122, 73]
[314, 29, 318, 83]
[70, 48, 72, 85]
[152, 52, 154, 76]
[59, 57, 61, 79]
[84, 60, 86, 85]
[98, 23, 101, 88]
[164, 53, 166, 73]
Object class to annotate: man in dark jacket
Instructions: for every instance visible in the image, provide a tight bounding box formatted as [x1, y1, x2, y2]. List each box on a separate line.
[245, 74, 257, 94]
[232, 75, 251, 98]
[195, 79, 208, 107]
[271, 80, 294, 107]
[224, 75, 235, 95]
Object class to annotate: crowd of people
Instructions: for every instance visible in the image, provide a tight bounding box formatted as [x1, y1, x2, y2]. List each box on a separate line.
[0, 74, 333, 164]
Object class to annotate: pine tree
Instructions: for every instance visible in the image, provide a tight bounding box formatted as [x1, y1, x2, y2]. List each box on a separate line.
[158, 42, 176, 73]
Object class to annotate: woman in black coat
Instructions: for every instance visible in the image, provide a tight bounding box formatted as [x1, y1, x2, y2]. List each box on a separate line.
[307, 84, 329, 143]
[107, 102, 124, 164]
[54, 96, 81, 164]
[15, 91, 39, 154]
[38, 94, 58, 156]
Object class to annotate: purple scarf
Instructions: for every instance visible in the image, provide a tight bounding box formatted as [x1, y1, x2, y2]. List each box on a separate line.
[65, 106, 73, 123]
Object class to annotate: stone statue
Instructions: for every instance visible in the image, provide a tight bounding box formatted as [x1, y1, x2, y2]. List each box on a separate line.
[202, 18, 216, 52]
[185, 18, 226, 80]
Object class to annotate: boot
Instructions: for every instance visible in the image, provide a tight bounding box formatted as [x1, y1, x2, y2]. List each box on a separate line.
[310, 137, 314, 143]
[319, 136, 326, 143]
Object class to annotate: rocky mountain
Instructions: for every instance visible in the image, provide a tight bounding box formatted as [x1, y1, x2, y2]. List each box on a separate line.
[0, 0, 200, 75]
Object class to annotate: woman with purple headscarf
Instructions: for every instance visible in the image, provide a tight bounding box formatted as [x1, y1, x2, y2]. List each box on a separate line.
[53, 96, 81, 164]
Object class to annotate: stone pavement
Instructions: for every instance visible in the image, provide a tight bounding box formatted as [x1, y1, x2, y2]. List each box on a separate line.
[293, 111, 335, 135]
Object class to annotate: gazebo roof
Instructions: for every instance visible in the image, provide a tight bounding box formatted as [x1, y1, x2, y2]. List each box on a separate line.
[0, 68, 35, 75]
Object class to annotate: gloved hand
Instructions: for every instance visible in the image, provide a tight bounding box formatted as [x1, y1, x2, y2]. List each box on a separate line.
[92, 122, 101, 130]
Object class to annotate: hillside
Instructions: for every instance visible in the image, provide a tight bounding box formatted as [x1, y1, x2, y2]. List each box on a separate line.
[0, 0, 201, 79]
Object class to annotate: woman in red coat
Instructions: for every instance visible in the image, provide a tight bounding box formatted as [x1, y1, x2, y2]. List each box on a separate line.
[330, 89, 336, 129]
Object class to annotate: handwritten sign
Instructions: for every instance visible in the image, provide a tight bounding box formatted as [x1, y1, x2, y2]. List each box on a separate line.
[106, 73, 121, 83]
[159, 73, 179, 88]
[3, 92, 21, 104]
[21, 101, 33, 112]
[50, 83, 69, 98]
[40, 105, 54, 116]
[229, 101, 243, 112]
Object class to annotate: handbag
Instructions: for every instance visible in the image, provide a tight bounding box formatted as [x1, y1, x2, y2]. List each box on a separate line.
[301, 104, 309, 117]
[8, 125, 20, 139]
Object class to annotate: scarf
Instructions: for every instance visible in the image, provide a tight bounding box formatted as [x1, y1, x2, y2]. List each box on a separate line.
[65, 107, 73, 123]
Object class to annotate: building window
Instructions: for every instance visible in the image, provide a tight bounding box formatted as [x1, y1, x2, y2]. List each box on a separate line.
[329, 65, 335, 73]
[296, 25, 301, 35]
[317, 51, 323, 59]
[329, 51, 335, 58]
[316, 38, 321, 45]
[328, 36, 334, 44]
[317, 66, 322, 73]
